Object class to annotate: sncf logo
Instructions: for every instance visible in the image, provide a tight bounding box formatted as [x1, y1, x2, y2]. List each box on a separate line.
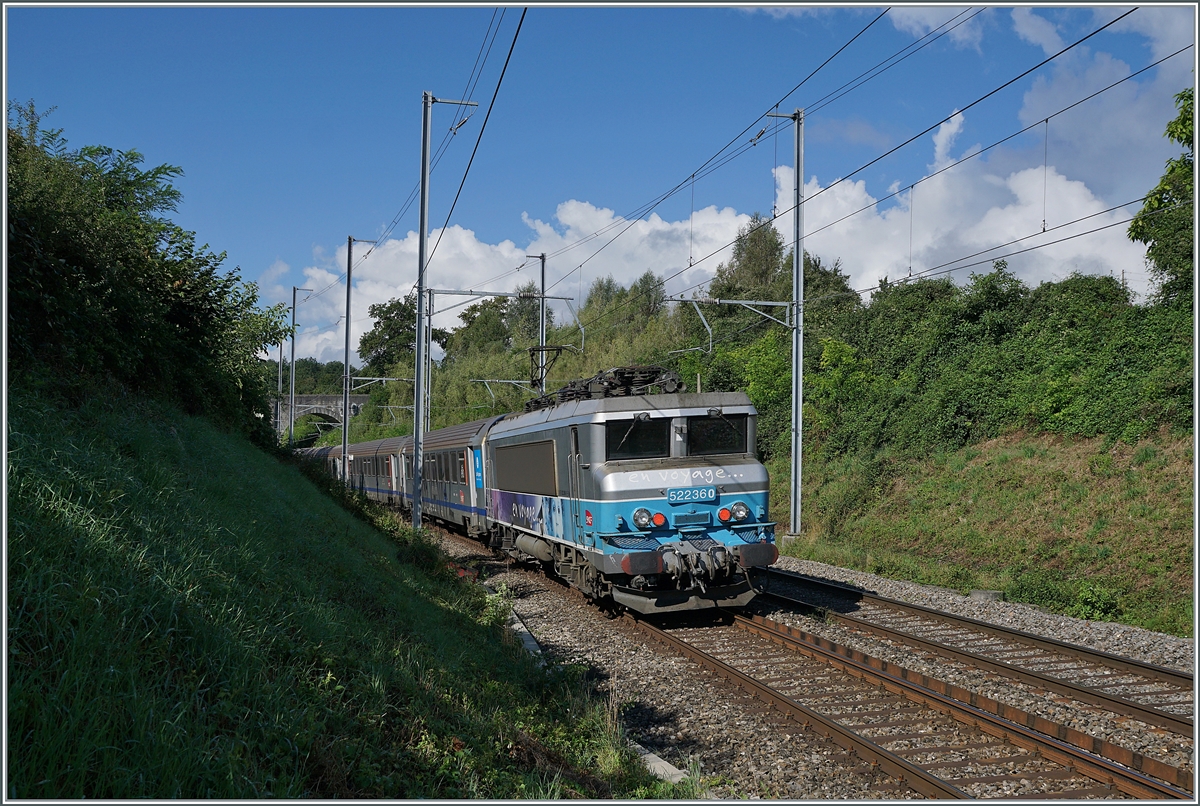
[585, 510, 593, 526]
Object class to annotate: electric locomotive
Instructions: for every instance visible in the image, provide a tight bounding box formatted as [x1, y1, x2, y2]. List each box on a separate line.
[302, 367, 778, 613]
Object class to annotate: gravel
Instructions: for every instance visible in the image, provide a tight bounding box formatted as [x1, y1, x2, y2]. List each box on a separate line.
[771, 556, 1194, 673]
[440, 535, 1194, 798]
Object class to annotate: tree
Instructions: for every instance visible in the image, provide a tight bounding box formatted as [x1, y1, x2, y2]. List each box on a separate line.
[708, 213, 789, 300]
[1128, 87, 1193, 308]
[444, 296, 511, 358]
[508, 279, 554, 343]
[7, 100, 287, 440]
[358, 293, 448, 376]
[583, 276, 625, 314]
[628, 270, 667, 320]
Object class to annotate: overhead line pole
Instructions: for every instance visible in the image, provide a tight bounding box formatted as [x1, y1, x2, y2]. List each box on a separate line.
[343, 236, 376, 484]
[276, 340, 284, 440]
[414, 91, 477, 531]
[525, 252, 548, 393]
[288, 285, 313, 447]
[424, 290, 434, 432]
[769, 107, 803, 539]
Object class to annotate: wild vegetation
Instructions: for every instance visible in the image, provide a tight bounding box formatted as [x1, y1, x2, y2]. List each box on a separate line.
[6, 104, 685, 797]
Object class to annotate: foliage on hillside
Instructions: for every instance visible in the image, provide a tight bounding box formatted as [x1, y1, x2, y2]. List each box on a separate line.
[6, 102, 286, 442]
[8, 383, 676, 798]
[335, 245, 1190, 475]
[790, 431, 1193, 635]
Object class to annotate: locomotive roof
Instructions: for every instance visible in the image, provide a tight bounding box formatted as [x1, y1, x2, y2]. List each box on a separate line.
[489, 391, 754, 437]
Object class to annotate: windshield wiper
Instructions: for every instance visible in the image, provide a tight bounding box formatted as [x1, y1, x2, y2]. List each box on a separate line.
[612, 413, 651, 455]
[707, 407, 739, 433]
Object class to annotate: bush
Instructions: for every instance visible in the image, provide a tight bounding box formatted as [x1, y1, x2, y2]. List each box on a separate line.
[1005, 568, 1074, 612]
[6, 101, 287, 440]
[1067, 581, 1123, 621]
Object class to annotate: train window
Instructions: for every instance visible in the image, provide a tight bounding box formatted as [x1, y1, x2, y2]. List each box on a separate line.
[605, 417, 670, 461]
[457, 452, 466, 484]
[687, 413, 748, 456]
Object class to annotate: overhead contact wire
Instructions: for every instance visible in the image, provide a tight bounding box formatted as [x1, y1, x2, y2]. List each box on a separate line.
[428, 8, 527, 267]
[576, 7, 1143, 337]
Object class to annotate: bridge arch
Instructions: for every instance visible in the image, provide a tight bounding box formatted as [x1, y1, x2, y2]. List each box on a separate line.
[273, 394, 370, 434]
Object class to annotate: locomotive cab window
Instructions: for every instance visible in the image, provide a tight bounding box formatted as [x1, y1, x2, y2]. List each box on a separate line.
[605, 416, 670, 461]
[688, 413, 748, 456]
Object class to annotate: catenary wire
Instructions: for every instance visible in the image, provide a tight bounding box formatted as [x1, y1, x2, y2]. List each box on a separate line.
[796, 44, 1190, 249]
[539, 9, 892, 293]
[805, 7, 985, 115]
[426, 9, 528, 276]
[297, 11, 511, 308]
[572, 7, 1142, 336]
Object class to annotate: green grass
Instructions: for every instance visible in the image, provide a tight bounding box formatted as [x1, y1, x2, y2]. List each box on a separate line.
[773, 430, 1193, 636]
[7, 381, 687, 798]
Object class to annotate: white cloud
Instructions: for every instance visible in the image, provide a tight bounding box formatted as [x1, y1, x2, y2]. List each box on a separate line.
[258, 259, 291, 309]
[889, 7, 984, 50]
[1011, 8, 1064, 56]
[754, 6, 868, 20]
[773, 112, 1152, 303]
[931, 111, 965, 169]
[1105, 5, 1196, 61]
[1015, 41, 1189, 206]
[290, 202, 751, 364]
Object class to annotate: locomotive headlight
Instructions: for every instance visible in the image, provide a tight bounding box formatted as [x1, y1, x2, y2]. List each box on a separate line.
[632, 508, 653, 529]
[730, 501, 750, 521]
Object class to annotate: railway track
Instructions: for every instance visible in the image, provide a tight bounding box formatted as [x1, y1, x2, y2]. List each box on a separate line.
[631, 612, 1192, 799]
[763, 568, 1194, 738]
[430, 528, 1193, 796]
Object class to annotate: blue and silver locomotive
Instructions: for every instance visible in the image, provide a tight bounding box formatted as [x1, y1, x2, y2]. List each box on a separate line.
[303, 367, 778, 613]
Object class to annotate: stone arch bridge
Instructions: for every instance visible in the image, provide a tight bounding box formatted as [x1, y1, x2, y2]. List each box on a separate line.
[274, 394, 370, 433]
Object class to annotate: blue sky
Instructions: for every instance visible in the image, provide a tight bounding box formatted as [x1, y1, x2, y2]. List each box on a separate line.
[6, 5, 1195, 363]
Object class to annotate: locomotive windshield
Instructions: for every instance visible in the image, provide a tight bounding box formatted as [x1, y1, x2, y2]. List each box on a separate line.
[605, 417, 670, 460]
[688, 413, 748, 456]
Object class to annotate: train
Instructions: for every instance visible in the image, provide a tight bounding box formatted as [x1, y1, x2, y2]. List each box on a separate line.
[300, 366, 778, 614]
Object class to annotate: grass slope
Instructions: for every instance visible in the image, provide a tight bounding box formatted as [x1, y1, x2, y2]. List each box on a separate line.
[778, 431, 1193, 636]
[7, 382, 684, 798]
